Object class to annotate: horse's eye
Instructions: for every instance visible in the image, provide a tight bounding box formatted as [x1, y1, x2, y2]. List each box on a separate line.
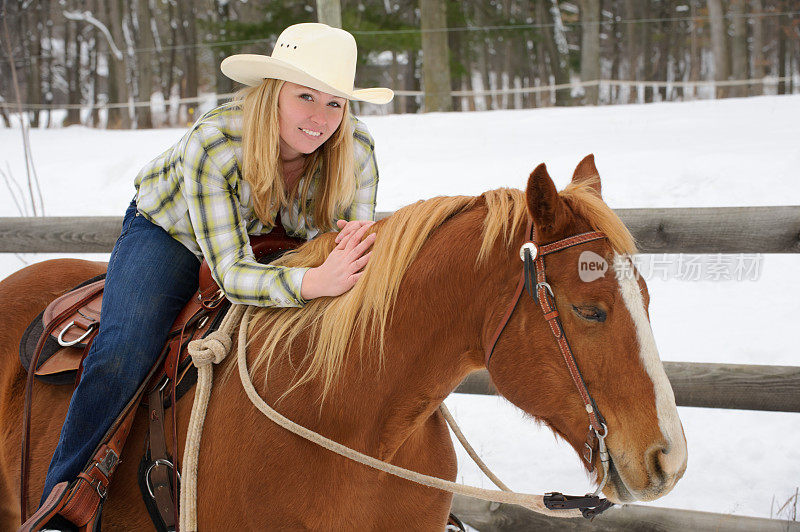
[573, 305, 606, 323]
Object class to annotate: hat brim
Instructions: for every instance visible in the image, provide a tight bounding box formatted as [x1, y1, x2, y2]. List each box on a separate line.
[221, 54, 394, 105]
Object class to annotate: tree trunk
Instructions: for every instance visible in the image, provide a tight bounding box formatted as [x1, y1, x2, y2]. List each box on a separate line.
[708, 0, 731, 98]
[63, 5, 82, 127]
[136, 0, 153, 128]
[212, 0, 234, 101]
[420, 0, 452, 112]
[689, 0, 701, 100]
[122, 1, 140, 128]
[165, 0, 178, 125]
[579, 0, 600, 105]
[537, 0, 572, 106]
[624, 0, 639, 103]
[29, 1, 43, 128]
[107, 0, 130, 128]
[749, 0, 765, 95]
[776, 0, 787, 95]
[41, 0, 53, 127]
[316, 0, 342, 28]
[178, 0, 199, 124]
[730, 0, 748, 97]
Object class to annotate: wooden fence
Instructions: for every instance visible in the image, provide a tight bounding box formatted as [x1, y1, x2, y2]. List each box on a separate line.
[2, 205, 799, 530]
[1, 205, 799, 254]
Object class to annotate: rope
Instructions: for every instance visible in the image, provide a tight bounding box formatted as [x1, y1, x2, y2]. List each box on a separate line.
[439, 403, 511, 492]
[180, 304, 246, 532]
[180, 304, 583, 531]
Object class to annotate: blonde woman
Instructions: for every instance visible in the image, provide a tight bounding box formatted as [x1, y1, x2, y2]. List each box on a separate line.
[37, 22, 392, 518]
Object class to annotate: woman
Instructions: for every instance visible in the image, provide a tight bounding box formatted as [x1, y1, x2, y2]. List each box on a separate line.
[36, 22, 393, 520]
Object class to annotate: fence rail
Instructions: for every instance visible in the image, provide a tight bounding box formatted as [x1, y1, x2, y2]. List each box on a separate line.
[1, 205, 799, 253]
[455, 363, 800, 413]
[451, 495, 800, 531]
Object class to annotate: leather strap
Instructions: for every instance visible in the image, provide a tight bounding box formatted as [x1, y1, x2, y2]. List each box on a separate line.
[17, 481, 70, 532]
[483, 220, 608, 465]
[59, 405, 138, 526]
[20, 283, 105, 522]
[147, 387, 177, 529]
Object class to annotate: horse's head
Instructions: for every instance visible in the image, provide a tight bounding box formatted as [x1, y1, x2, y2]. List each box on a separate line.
[486, 155, 687, 504]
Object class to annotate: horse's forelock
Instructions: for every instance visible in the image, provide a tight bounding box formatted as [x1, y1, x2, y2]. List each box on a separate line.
[559, 179, 638, 256]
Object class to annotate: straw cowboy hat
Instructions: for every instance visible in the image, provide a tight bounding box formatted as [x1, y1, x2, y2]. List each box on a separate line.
[221, 23, 393, 105]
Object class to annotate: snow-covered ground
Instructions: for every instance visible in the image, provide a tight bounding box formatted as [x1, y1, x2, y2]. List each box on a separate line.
[1, 95, 798, 521]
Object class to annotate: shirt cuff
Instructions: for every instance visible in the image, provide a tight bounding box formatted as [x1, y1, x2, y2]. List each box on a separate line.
[288, 266, 312, 306]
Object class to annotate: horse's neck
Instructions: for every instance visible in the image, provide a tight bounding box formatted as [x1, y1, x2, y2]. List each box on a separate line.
[227, 207, 517, 460]
[350, 208, 518, 459]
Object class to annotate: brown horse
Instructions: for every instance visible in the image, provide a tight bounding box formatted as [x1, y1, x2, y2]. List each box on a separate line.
[0, 156, 686, 530]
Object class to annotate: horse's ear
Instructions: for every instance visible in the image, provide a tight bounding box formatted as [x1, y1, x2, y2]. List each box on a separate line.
[526, 163, 570, 238]
[571, 153, 602, 196]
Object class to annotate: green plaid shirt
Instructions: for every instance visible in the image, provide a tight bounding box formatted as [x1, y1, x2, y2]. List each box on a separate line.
[133, 101, 378, 307]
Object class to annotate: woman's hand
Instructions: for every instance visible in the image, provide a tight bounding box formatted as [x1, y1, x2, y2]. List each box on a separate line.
[301, 223, 376, 300]
[335, 219, 374, 243]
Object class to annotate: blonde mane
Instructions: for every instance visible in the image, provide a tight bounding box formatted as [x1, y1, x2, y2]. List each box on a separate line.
[560, 177, 638, 255]
[244, 183, 634, 403]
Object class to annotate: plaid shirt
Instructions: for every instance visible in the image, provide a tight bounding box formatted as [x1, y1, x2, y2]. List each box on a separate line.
[134, 101, 378, 307]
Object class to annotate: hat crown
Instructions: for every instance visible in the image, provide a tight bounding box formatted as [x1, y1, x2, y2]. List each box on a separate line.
[271, 23, 356, 93]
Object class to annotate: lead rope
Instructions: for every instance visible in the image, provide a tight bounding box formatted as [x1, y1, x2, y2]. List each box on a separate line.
[181, 305, 584, 531]
[181, 303, 246, 532]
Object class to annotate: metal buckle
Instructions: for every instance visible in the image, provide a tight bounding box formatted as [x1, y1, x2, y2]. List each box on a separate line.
[145, 459, 182, 499]
[57, 321, 98, 347]
[96, 480, 107, 499]
[543, 492, 601, 510]
[535, 281, 554, 299]
[95, 448, 119, 477]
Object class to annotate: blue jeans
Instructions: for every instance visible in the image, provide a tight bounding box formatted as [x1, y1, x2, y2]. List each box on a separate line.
[41, 200, 200, 502]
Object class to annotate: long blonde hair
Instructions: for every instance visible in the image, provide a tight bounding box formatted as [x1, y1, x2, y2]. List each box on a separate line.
[237, 79, 356, 231]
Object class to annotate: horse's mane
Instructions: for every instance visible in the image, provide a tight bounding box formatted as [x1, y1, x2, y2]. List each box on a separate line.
[244, 183, 634, 403]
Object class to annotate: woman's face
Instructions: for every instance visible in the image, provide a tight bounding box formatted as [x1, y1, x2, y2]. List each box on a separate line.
[278, 81, 346, 161]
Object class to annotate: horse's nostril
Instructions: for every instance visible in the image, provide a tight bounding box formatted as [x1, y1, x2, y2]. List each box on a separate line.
[647, 444, 669, 483]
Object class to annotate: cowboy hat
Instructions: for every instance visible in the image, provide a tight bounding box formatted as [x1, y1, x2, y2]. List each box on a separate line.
[221, 23, 393, 105]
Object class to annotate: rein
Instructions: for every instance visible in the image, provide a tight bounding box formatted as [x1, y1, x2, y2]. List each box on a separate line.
[180, 220, 617, 529]
[484, 218, 613, 512]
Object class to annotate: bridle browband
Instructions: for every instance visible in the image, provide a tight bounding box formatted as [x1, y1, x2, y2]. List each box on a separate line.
[484, 218, 614, 518]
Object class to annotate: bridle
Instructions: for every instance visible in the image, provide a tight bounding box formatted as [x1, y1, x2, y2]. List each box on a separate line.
[484, 217, 614, 517]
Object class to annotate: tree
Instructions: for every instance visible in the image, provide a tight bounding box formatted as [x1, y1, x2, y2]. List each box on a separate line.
[316, 0, 342, 28]
[579, 0, 600, 105]
[420, 0, 452, 111]
[708, 0, 731, 98]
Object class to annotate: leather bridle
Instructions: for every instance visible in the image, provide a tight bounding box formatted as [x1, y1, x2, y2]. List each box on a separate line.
[484, 218, 614, 517]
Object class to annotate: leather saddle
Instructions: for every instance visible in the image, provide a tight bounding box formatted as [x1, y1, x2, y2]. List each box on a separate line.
[17, 230, 304, 532]
[19, 232, 304, 386]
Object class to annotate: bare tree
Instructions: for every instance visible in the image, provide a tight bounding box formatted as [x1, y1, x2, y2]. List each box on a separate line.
[749, 0, 766, 95]
[420, 0, 452, 111]
[177, 0, 199, 123]
[730, 0, 749, 97]
[709, 0, 731, 98]
[316, 0, 342, 28]
[579, 0, 601, 104]
[536, 0, 572, 106]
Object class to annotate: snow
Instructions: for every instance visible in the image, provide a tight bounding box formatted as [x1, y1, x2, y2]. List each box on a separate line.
[1, 95, 799, 521]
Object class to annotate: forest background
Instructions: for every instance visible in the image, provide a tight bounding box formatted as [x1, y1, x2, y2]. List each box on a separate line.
[0, 0, 798, 129]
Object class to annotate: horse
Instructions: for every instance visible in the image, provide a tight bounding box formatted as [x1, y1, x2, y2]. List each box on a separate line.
[0, 155, 687, 530]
